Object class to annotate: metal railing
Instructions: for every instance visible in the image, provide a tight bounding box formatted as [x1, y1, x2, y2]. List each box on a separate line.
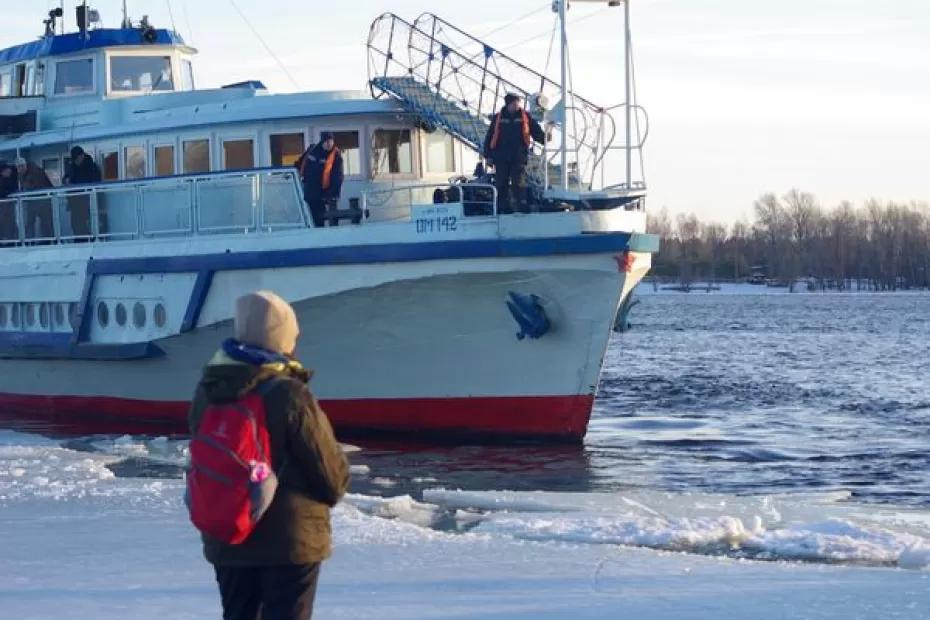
[367, 12, 648, 194]
[0, 168, 308, 247]
[362, 182, 498, 221]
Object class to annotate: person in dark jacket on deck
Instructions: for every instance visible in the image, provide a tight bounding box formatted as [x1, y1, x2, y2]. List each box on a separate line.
[298, 132, 344, 228]
[0, 163, 19, 241]
[16, 157, 54, 240]
[189, 290, 350, 620]
[64, 146, 104, 238]
[483, 93, 546, 214]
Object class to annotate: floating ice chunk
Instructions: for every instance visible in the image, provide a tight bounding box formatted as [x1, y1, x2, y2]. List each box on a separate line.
[345, 493, 440, 528]
[350, 464, 370, 475]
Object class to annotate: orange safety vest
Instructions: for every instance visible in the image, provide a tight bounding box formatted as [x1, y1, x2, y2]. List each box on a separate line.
[489, 109, 531, 150]
[321, 147, 340, 191]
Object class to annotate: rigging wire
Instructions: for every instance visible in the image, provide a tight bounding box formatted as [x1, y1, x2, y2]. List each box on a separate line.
[226, 0, 302, 91]
[478, 3, 551, 42]
[180, 0, 196, 45]
[165, 0, 178, 34]
[499, 6, 610, 54]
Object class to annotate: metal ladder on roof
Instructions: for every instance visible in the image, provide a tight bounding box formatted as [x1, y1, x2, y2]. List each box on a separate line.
[367, 12, 647, 198]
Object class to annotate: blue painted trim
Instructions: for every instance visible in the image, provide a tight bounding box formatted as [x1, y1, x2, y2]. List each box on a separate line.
[88, 233, 636, 276]
[72, 271, 96, 345]
[0, 29, 186, 65]
[0, 332, 164, 361]
[182, 271, 214, 333]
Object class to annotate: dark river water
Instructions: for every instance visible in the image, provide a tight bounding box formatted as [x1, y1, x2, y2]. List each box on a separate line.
[351, 291, 930, 507]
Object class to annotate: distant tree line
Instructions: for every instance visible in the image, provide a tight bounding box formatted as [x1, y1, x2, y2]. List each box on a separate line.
[648, 190, 930, 290]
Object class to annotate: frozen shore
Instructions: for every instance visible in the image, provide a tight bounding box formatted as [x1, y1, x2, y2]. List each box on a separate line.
[1, 432, 928, 619]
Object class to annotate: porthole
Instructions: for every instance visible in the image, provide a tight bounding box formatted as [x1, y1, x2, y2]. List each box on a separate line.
[39, 303, 49, 329]
[26, 304, 36, 327]
[11, 304, 20, 328]
[68, 302, 79, 330]
[0, 305, 7, 328]
[133, 302, 146, 328]
[154, 303, 167, 328]
[55, 303, 65, 327]
[115, 303, 127, 327]
[97, 301, 109, 328]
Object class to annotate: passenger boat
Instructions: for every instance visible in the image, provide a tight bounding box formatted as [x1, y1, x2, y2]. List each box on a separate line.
[0, 2, 656, 442]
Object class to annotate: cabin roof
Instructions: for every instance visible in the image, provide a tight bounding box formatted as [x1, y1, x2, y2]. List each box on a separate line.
[0, 28, 187, 65]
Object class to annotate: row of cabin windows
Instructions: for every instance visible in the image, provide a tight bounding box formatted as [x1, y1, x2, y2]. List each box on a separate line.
[0, 55, 194, 98]
[31, 128, 455, 186]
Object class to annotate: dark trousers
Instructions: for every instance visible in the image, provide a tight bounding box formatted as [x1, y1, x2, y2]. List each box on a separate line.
[214, 563, 321, 620]
[494, 158, 528, 214]
[304, 195, 336, 228]
[67, 194, 107, 238]
[25, 199, 53, 240]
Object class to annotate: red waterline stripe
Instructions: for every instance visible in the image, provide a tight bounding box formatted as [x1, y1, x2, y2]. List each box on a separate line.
[0, 393, 594, 441]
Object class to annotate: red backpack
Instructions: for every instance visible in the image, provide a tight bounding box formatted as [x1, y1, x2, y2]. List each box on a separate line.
[185, 385, 279, 544]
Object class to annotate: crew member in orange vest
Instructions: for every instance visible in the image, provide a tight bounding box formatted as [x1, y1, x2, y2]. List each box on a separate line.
[482, 93, 546, 214]
[298, 131, 344, 227]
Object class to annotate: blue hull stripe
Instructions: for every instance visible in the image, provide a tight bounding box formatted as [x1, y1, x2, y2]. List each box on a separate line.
[2, 231, 655, 359]
[0, 332, 164, 361]
[89, 232, 638, 276]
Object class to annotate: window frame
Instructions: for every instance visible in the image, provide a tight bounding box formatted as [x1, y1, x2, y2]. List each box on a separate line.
[220, 134, 258, 171]
[371, 127, 417, 180]
[123, 144, 147, 179]
[107, 53, 175, 95]
[181, 136, 212, 175]
[51, 54, 97, 98]
[422, 130, 457, 175]
[151, 143, 177, 178]
[313, 127, 365, 179]
[268, 129, 308, 169]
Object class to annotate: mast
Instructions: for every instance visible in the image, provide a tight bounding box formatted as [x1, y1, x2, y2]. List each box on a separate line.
[122, 0, 131, 29]
[558, 0, 569, 191]
[624, 0, 632, 189]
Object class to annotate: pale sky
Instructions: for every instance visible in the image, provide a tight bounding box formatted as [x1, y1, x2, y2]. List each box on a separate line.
[4, 0, 928, 222]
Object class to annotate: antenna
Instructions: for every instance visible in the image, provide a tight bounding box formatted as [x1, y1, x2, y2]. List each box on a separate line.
[122, 0, 131, 29]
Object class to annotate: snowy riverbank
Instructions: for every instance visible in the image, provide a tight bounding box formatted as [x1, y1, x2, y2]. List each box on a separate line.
[1, 432, 928, 619]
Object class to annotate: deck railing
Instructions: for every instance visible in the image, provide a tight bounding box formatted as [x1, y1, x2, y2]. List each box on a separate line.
[0, 168, 308, 247]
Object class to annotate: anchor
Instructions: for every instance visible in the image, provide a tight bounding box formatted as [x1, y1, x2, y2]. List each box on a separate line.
[506, 291, 550, 341]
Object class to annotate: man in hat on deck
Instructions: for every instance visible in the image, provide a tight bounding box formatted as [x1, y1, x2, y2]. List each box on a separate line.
[483, 92, 546, 214]
[297, 132, 344, 228]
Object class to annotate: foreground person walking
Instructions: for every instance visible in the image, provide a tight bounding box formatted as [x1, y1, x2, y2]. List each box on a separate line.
[186, 290, 350, 620]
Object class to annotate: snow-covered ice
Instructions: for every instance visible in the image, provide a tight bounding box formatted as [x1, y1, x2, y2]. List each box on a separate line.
[1, 431, 928, 619]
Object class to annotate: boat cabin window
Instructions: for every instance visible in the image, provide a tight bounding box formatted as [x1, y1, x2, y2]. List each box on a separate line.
[25, 65, 36, 97]
[154, 145, 175, 176]
[101, 151, 119, 181]
[54, 58, 95, 95]
[110, 56, 173, 93]
[320, 130, 361, 175]
[425, 131, 455, 173]
[13, 64, 27, 98]
[183, 139, 210, 174]
[125, 146, 146, 179]
[0, 72, 11, 98]
[181, 60, 195, 91]
[34, 63, 46, 96]
[223, 139, 255, 170]
[41, 158, 61, 186]
[373, 129, 413, 176]
[270, 133, 305, 167]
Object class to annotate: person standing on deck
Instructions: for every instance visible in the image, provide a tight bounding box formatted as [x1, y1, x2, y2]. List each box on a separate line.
[189, 291, 350, 620]
[483, 93, 546, 214]
[15, 157, 54, 240]
[64, 146, 104, 238]
[0, 163, 19, 241]
[298, 132, 344, 228]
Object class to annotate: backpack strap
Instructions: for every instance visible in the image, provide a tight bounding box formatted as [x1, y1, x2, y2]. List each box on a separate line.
[249, 375, 291, 479]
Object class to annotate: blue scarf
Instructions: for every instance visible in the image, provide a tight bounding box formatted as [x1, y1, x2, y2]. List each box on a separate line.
[222, 338, 292, 367]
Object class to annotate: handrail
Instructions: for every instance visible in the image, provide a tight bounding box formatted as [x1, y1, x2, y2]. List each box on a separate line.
[367, 12, 648, 194]
[0, 168, 309, 248]
[362, 181, 498, 220]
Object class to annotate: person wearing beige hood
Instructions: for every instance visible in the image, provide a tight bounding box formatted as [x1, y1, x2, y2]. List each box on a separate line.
[189, 290, 350, 620]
